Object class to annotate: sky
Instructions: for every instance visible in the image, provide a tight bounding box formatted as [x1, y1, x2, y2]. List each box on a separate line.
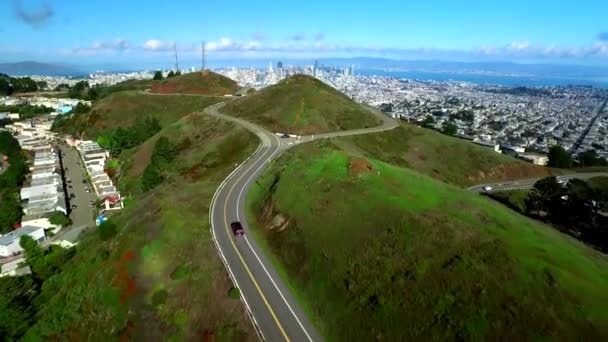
[1, 0, 608, 69]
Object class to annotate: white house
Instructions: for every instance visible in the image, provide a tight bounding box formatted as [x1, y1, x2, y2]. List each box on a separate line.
[0, 226, 46, 257]
[20, 184, 60, 200]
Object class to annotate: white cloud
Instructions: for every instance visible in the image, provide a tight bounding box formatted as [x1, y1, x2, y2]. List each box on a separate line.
[58, 35, 608, 61]
[69, 38, 130, 55]
[478, 41, 608, 59]
[92, 38, 129, 51]
[143, 39, 174, 51]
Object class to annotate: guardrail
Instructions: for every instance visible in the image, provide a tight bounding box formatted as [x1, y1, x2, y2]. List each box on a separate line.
[208, 140, 266, 341]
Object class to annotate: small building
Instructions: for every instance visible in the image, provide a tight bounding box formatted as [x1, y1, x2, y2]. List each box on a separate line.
[520, 153, 549, 166]
[0, 226, 46, 257]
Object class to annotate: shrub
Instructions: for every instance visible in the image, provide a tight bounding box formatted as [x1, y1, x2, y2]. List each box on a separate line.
[97, 220, 117, 241]
[228, 287, 240, 299]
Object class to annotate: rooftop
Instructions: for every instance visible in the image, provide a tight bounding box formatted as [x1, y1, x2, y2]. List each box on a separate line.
[0, 226, 43, 246]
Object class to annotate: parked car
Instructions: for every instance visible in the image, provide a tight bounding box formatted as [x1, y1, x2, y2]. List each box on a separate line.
[230, 222, 245, 236]
[69, 193, 75, 199]
[89, 200, 95, 207]
[483, 186, 493, 192]
[82, 179, 87, 184]
[281, 133, 290, 138]
[68, 184, 73, 189]
[71, 204, 77, 209]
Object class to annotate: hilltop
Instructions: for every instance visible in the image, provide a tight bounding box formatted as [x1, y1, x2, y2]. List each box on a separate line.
[247, 141, 608, 340]
[52, 91, 222, 138]
[150, 71, 239, 96]
[19, 112, 258, 340]
[222, 74, 381, 134]
[330, 124, 553, 186]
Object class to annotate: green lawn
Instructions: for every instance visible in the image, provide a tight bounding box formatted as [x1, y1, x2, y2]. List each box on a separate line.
[221, 75, 381, 134]
[330, 124, 554, 187]
[27, 113, 258, 340]
[247, 141, 608, 341]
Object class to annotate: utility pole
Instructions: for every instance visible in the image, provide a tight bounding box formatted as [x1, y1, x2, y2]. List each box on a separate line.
[174, 42, 179, 72]
[201, 41, 206, 71]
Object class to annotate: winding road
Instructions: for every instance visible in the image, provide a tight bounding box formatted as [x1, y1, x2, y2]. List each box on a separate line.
[468, 172, 608, 193]
[206, 102, 397, 341]
[205, 97, 607, 341]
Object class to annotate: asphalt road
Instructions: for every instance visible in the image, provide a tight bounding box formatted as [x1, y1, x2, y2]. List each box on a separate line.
[468, 172, 608, 193]
[54, 144, 96, 242]
[206, 102, 398, 341]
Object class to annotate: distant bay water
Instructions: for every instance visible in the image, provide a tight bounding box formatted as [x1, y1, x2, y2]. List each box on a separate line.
[358, 69, 608, 89]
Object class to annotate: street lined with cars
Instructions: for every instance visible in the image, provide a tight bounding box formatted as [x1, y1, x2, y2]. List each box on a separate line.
[55, 144, 96, 242]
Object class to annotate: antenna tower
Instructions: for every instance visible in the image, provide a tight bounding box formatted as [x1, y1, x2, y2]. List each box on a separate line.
[202, 41, 206, 71]
[174, 42, 179, 71]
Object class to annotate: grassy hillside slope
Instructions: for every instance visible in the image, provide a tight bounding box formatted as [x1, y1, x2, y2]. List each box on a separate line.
[247, 141, 608, 341]
[53, 91, 222, 138]
[150, 71, 239, 96]
[26, 113, 258, 340]
[222, 75, 381, 134]
[331, 124, 553, 186]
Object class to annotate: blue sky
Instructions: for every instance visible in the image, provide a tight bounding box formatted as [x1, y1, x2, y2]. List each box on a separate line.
[1, 0, 608, 68]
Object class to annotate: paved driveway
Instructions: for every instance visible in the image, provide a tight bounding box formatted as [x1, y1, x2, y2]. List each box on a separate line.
[55, 144, 96, 242]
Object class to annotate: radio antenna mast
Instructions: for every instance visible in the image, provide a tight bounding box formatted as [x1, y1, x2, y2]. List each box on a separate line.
[201, 41, 206, 71]
[174, 42, 179, 71]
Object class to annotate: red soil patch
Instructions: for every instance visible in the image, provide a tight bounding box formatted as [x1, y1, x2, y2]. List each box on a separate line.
[113, 250, 137, 304]
[349, 157, 374, 176]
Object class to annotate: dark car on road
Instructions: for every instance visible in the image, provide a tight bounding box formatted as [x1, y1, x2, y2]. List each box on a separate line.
[281, 133, 290, 138]
[231, 222, 245, 236]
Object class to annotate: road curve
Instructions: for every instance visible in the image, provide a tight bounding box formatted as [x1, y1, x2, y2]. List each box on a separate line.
[206, 102, 398, 341]
[468, 172, 608, 193]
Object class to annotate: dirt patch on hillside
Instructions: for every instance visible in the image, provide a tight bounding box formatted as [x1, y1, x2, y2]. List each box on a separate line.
[349, 157, 374, 177]
[468, 162, 553, 184]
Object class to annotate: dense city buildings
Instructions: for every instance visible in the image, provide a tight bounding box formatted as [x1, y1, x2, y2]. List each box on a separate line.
[217, 65, 608, 159]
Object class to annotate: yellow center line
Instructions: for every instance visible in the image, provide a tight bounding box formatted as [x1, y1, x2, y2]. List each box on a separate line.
[222, 145, 291, 342]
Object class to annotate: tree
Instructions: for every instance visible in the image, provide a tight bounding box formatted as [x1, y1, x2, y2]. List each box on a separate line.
[153, 70, 163, 80]
[19, 236, 44, 271]
[533, 176, 563, 215]
[421, 115, 435, 129]
[577, 149, 607, 167]
[54, 83, 69, 91]
[151, 136, 174, 168]
[175, 70, 181, 76]
[70, 102, 91, 114]
[48, 211, 72, 227]
[167, 71, 175, 78]
[98, 220, 117, 241]
[141, 164, 163, 191]
[441, 121, 457, 136]
[67, 81, 90, 99]
[0, 276, 38, 340]
[547, 145, 573, 168]
[0, 191, 23, 233]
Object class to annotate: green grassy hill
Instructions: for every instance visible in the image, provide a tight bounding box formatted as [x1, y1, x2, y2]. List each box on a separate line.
[23, 112, 258, 340]
[222, 75, 381, 134]
[330, 124, 553, 186]
[53, 91, 222, 138]
[150, 71, 239, 96]
[247, 141, 608, 341]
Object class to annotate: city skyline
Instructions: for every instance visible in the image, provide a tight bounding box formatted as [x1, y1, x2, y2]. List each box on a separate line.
[1, 0, 608, 67]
